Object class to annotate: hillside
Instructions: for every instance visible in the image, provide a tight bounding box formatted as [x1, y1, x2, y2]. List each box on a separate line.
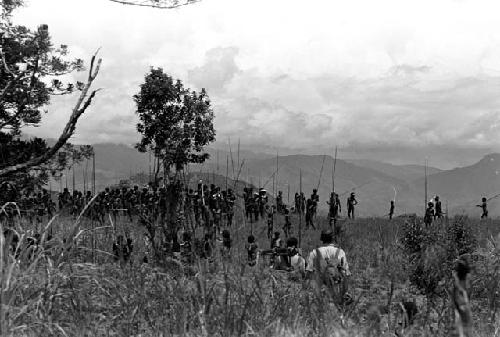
[416, 153, 500, 216]
[44, 142, 500, 217]
[346, 159, 442, 182]
[192, 154, 414, 217]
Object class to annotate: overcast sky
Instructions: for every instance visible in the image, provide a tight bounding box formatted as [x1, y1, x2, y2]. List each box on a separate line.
[13, 0, 500, 168]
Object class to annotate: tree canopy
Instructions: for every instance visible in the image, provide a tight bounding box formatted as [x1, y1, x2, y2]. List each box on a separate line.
[0, 1, 101, 186]
[107, 0, 200, 9]
[134, 68, 216, 174]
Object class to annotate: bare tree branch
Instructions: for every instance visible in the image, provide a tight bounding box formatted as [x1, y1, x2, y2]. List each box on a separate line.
[107, 0, 200, 9]
[0, 51, 102, 178]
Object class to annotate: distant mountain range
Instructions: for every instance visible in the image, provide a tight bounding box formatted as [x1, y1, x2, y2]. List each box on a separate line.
[48, 142, 499, 218]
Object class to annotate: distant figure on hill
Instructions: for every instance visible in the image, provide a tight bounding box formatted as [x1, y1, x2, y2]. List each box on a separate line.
[327, 192, 341, 227]
[294, 193, 301, 214]
[282, 205, 292, 237]
[389, 200, 395, 220]
[311, 189, 319, 214]
[434, 196, 443, 219]
[266, 205, 275, 239]
[347, 192, 357, 219]
[276, 191, 284, 213]
[476, 197, 488, 219]
[305, 198, 316, 229]
[424, 202, 434, 227]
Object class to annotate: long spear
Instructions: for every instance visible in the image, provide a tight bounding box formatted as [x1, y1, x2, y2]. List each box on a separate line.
[424, 158, 428, 213]
[217, 150, 219, 175]
[225, 155, 229, 192]
[316, 154, 326, 191]
[84, 157, 89, 194]
[237, 138, 241, 178]
[332, 146, 338, 193]
[92, 151, 96, 194]
[228, 137, 235, 180]
[276, 150, 279, 203]
[83, 168, 86, 195]
[148, 150, 151, 184]
[299, 169, 302, 247]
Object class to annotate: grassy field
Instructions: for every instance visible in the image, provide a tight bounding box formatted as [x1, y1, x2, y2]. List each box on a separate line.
[1, 208, 500, 337]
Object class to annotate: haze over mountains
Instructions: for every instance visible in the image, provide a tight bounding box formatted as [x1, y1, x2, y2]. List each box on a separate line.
[52, 142, 500, 218]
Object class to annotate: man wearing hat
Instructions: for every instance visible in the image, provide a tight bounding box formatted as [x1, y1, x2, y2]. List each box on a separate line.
[306, 230, 351, 303]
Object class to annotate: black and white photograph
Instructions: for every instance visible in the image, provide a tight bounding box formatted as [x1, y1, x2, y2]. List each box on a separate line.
[1, 0, 500, 335]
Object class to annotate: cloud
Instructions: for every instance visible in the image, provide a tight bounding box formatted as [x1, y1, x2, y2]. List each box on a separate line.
[13, 0, 500, 165]
[194, 46, 500, 153]
[188, 46, 240, 93]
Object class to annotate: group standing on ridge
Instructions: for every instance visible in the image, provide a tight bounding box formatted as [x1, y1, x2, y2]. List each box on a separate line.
[0, 174, 495, 275]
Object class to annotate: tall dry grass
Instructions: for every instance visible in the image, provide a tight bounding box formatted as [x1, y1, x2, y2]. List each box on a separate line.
[1, 205, 500, 336]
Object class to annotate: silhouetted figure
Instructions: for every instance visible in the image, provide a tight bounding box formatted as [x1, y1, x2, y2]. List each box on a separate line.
[476, 197, 488, 219]
[424, 202, 434, 227]
[305, 198, 316, 229]
[347, 192, 357, 219]
[282, 206, 292, 237]
[311, 189, 319, 215]
[327, 192, 341, 227]
[434, 196, 443, 219]
[266, 205, 274, 239]
[221, 229, 232, 259]
[389, 200, 395, 220]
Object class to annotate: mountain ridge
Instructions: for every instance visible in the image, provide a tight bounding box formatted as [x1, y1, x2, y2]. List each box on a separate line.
[40, 140, 500, 217]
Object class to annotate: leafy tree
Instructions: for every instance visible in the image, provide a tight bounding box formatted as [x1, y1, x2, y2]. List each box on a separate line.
[0, 1, 101, 184]
[134, 67, 216, 176]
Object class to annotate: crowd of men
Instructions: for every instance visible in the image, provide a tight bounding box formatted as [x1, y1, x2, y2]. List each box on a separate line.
[0, 178, 493, 274]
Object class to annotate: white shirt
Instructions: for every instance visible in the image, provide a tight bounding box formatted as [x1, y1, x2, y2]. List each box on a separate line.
[290, 254, 306, 273]
[306, 244, 350, 275]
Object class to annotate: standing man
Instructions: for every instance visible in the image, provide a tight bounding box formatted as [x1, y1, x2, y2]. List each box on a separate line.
[277, 191, 284, 213]
[347, 192, 358, 219]
[311, 189, 320, 215]
[424, 202, 434, 227]
[294, 192, 301, 214]
[477, 197, 488, 219]
[434, 196, 443, 219]
[327, 192, 341, 227]
[305, 198, 316, 230]
[389, 200, 395, 220]
[282, 206, 292, 238]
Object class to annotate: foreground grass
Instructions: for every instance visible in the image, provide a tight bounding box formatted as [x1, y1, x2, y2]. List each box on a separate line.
[1, 214, 500, 336]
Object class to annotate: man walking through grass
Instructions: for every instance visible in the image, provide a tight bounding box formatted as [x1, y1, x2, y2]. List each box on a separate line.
[306, 230, 351, 304]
